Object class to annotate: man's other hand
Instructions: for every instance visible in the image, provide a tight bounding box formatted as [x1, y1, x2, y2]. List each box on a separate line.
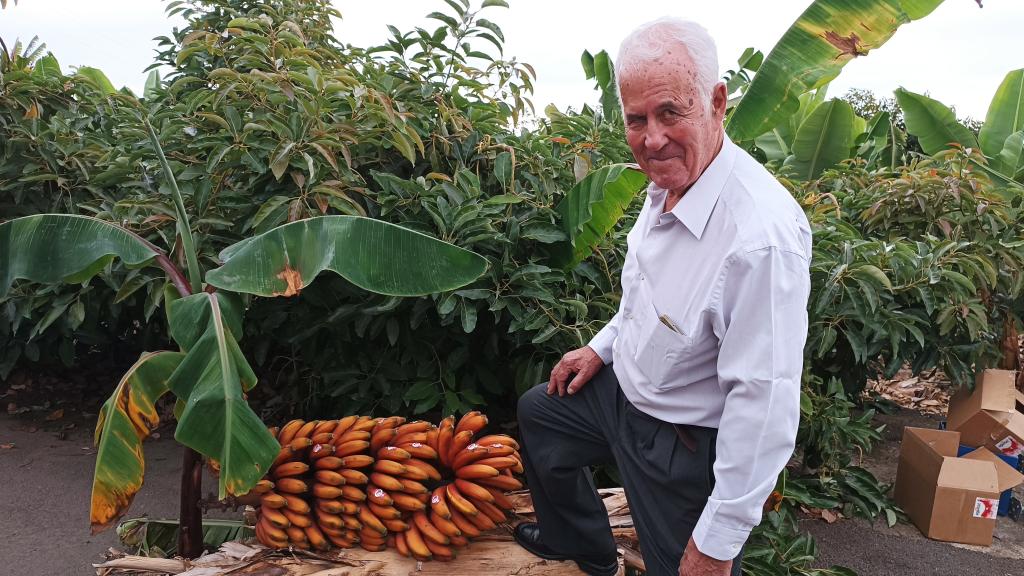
[678, 538, 732, 576]
[546, 346, 603, 396]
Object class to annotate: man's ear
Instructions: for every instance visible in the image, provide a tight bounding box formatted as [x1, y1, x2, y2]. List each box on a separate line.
[710, 82, 728, 121]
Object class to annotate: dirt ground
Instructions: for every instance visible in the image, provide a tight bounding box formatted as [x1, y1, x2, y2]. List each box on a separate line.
[2, 381, 1024, 575]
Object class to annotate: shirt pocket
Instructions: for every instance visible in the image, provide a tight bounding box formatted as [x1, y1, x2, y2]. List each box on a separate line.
[635, 311, 696, 391]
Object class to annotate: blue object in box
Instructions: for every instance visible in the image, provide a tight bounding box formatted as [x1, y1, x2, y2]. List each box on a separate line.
[957, 445, 1021, 516]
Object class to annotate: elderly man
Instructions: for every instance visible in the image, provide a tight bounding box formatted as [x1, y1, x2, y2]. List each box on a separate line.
[514, 17, 811, 576]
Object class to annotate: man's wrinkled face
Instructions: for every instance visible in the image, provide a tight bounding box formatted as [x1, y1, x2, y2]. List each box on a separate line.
[619, 49, 726, 195]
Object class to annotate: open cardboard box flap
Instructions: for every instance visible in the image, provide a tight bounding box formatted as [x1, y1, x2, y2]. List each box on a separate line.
[962, 447, 1024, 492]
[947, 369, 1024, 457]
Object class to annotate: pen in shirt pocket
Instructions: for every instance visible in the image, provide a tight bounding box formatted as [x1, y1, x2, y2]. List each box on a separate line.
[658, 314, 682, 334]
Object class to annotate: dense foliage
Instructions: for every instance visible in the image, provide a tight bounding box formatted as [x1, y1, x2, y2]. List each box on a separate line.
[3, 0, 1022, 574]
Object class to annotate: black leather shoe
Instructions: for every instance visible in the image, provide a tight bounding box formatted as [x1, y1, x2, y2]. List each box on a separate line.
[513, 522, 619, 576]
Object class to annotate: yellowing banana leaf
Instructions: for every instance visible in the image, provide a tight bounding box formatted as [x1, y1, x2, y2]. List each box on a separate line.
[205, 215, 488, 297]
[786, 99, 856, 180]
[552, 164, 647, 269]
[0, 214, 160, 298]
[894, 88, 978, 155]
[166, 292, 278, 499]
[726, 0, 945, 142]
[91, 351, 184, 534]
[979, 69, 1024, 157]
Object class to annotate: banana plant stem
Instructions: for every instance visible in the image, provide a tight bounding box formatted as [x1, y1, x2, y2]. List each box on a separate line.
[144, 117, 203, 294]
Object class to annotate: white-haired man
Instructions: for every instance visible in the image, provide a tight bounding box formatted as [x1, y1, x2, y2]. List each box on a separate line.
[514, 17, 811, 576]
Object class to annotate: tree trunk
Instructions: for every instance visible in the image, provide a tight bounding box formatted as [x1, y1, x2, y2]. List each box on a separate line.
[178, 447, 204, 558]
[999, 315, 1019, 371]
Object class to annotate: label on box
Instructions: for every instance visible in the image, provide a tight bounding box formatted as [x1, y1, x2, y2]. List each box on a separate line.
[974, 497, 998, 519]
[995, 436, 1024, 458]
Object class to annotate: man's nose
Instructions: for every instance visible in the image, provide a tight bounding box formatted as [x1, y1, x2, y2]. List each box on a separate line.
[644, 122, 668, 150]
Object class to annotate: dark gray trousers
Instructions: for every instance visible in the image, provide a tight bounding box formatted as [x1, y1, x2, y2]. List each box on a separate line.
[517, 365, 743, 576]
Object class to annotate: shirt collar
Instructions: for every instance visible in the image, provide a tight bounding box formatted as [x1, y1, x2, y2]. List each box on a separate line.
[647, 135, 737, 240]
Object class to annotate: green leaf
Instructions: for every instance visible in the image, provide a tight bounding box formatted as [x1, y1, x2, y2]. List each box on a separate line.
[207, 216, 488, 298]
[895, 88, 978, 155]
[993, 131, 1024, 179]
[32, 53, 62, 79]
[91, 351, 184, 534]
[552, 164, 647, 268]
[481, 0, 509, 7]
[269, 142, 295, 181]
[522, 222, 568, 243]
[167, 293, 277, 499]
[403, 381, 437, 402]
[0, 215, 160, 298]
[143, 70, 161, 100]
[426, 12, 458, 29]
[726, 0, 946, 141]
[494, 151, 512, 188]
[117, 518, 253, 557]
[460, 303, 478, 333]
[979, 68, 1024, 157]
[390, 131, 416, 165]
[787, 99, 856, 179]
[76, 66, 117, 94]
[226, 17, 263, 30]
[483, 194, 522, 205]
[851, 264, 893, 291]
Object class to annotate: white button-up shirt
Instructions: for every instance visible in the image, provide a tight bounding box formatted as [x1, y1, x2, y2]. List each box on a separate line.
[588, 136, 812, 561]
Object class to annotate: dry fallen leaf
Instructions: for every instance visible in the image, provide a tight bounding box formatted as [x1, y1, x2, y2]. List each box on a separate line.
[0, 443, 15, 450]
[45, 408, 64, 421]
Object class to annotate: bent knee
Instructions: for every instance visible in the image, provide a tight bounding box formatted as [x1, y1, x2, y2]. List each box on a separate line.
[517, 382, 550, 428]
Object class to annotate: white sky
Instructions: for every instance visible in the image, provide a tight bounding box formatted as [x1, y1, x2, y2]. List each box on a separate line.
[1, 0, 1020, 121]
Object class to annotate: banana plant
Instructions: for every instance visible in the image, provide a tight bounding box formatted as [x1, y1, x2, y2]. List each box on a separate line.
[550, 164, 647, 269]
[896, 71, 1024, 186]
[726, 0, 947, 144]
[0, 74, 488, 557]
[783, 98, 858, 180]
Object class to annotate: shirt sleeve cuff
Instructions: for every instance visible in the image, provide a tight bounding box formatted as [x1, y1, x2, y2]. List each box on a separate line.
[691, 501, 750, 561]
[587, 324, 617, 364]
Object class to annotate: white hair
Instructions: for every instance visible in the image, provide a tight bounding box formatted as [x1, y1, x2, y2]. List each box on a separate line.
[615, 17, 720, 105]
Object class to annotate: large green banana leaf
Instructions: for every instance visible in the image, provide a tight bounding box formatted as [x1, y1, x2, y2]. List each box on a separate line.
[205, 215, 488, 297]
[726, 0, 945, 142]
[787, 99, 856, 180]
[979, 69, 1024, 157]
[993, 131, 1024, 180]
[552, 164, 647, 269]
[755, 88, 830, 162]
[91, 351, 184, 534]
[166, 292, 277, 499]
[0, 215, 161, 298]
[894, 88, 978, 155]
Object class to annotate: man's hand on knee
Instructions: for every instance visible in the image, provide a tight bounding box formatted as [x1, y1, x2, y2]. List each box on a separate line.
[546, 346, 603, 397]
[678, 538, 733, 576]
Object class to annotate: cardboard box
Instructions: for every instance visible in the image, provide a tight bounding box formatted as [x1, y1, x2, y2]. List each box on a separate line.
[947, 369, 1024, 458]
[894, 427, 1023, 546]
